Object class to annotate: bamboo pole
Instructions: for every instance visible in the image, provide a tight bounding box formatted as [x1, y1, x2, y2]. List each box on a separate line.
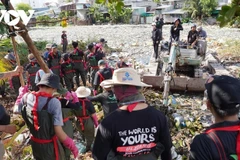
[10, 34, 25, 86]
[1, 0, 50, 73]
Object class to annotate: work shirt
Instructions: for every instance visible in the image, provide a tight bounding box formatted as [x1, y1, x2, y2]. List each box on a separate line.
[198, 30, 207, 39]
[188, 30, 198, 45]
[88, 90, 118, 117]
[18, 93, 63, 126]
[189, 121, 240, 160]
[92, 106, 172, 160]
[43, 51, 49, 60]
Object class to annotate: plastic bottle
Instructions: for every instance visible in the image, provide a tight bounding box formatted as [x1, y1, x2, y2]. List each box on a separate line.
[75, 141, 86, 154]
[172, 113, 186, 128]
[169, 95, 178, 108]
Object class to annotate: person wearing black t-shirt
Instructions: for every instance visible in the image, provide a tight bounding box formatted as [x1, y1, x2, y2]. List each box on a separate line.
[93, 60, 113, 95]
[88, 82, 118, 118]
[187, 24, 198, 47]
[92, 68, 172, 160]
[189, 75, 240, 160]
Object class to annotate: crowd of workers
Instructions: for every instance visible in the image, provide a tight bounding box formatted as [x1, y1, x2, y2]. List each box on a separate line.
[0, 19, 239, 160]
[152, 17, 207, 62]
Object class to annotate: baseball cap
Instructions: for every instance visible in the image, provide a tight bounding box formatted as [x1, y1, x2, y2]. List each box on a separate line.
[37, 73, 60, 89]
[191, 24, 197, 28]
[205, 75, 240, 111]
[52, 43, 58, 48]
[98, 60, 106, 66]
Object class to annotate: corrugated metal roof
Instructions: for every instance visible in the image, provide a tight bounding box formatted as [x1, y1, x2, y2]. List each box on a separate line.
[154, 5, 172, 9]
[162, 9, 185, 14]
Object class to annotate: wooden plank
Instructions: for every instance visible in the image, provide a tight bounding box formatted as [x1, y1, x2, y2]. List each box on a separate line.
[206, 53, 232, 76]
[142, 76, 206, 91]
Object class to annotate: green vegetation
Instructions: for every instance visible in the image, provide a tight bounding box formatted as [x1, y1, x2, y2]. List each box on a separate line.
[183, 0, 218, 19]
[108, 2, 132, 23]
[36, 15, 58, 26]
[88, 3, 132, 24]
[88, 4, 105, 23]
[15, 3, 32, 14]
[217, 0, 240, 27]
[0, 38, 48, 72]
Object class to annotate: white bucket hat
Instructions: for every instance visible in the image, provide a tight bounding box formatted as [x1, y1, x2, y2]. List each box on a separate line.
[45, 43, 52, 49]
[75, 86, 91, 98]
[100, 68, 152, 87]
[100, 81, 112, 88]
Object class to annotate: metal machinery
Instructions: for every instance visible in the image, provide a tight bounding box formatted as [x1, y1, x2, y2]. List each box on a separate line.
[161, 39, 207, 106]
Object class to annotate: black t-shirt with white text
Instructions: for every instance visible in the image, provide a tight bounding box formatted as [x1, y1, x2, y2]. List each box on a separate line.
[92, 106, 172, 160]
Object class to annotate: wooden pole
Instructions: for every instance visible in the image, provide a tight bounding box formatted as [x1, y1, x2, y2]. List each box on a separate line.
[11, 36, 25, 86]
[1, 0, 50, 74]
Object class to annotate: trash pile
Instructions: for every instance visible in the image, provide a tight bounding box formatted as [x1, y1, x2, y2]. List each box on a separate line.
[143, 89, 213, 159]
[1, 88, 213, 160]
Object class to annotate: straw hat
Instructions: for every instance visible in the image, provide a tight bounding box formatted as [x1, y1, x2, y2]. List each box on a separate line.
[75, 86, 91, 98]
[100, 68, 152, 87]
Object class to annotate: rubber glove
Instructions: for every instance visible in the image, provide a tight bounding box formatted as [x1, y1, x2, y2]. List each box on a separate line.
[65, 91, 73, 101]
[71, 92, 79, 103]
[13, 85, 29, 114]
[92, 113, 99, 128]
[62, 136, 79, 158]
[93, 90, 97, 96]
[14, 85, 29, 106]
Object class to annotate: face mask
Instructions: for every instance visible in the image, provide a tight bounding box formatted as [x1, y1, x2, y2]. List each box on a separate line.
[113, 86, 139, 101]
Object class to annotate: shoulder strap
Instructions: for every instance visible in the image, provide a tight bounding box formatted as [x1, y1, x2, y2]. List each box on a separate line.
[42, 97, 52, 110]
[97, 71, 105, 82]
[207, 132, 227, 160]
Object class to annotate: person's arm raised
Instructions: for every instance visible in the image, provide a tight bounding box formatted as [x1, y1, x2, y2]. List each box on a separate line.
[0, 66, 23, 80]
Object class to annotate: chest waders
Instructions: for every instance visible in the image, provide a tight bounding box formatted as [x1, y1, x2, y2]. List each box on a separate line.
[74, 99, 94, 151]
[27, 63, 40, 91]
[21, 92, 65, 160]
[62, 62, 75, 91]
[71, 49, 86, 87]
[61, 107, 74, 160]
[49, 54, 61, 76]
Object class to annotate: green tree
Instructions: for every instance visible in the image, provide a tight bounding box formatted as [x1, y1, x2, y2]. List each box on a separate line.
[95, 0, 124, 13]
[108, 2, 132, 23]
[184, 0, 217, 19]
[15, 3, 32, 12]
[217, 0, 240, 27]
[88, 4, 104, 23]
